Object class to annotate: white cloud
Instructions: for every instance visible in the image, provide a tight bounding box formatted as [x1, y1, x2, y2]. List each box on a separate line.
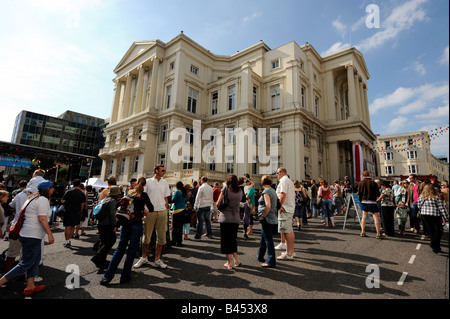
[242, 11, 262, 23]
[356, 0, 429, 52]
[384, 116, 408, 134]
[322, 41, 351, 56]
[416, 105, 449, 120]
[370, 83, 449, 115]
[332, 18, 347, 36]
[413, 61, 426, 75]
[440, 46, 449, 66]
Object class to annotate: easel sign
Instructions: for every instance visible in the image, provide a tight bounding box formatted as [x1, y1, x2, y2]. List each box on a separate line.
[343, 193, 370, 229]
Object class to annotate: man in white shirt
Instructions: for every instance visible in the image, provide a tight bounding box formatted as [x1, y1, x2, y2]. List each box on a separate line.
[134, 165, 171, 269]
[275, 167, 296, 260]
[193, 176, 214, 240]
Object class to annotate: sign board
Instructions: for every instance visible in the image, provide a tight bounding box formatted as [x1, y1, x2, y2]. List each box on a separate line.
[0, 155, 32, 168]
[343, 193, 371, 229]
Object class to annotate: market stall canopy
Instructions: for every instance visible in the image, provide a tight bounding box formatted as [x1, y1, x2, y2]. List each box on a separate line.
[86, 177, 108, 189]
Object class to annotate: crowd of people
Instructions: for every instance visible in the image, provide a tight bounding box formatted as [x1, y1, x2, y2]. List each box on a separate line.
[0, 167, 448, 295]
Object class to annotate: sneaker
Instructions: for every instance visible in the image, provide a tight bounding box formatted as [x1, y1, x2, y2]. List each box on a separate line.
[133, 257, 148, 269]
[154, 259, 167, 269]
[277, 253, 294, 260]
[275, 243, 286, 250]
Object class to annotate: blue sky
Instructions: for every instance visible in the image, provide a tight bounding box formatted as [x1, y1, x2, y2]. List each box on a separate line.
[0, 0, 448, 158]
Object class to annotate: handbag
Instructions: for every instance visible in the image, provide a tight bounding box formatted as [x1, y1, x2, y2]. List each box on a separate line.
[314, 197, 322, 209]
[218, 187, 229, 211]
[9, 197, 37, 240]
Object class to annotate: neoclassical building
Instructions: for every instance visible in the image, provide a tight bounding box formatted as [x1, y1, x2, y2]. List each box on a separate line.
[99, 32, 377, 186]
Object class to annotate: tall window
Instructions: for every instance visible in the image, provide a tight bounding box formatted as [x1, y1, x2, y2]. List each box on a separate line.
[160, 124, 168, 142]
[228, 86, 236, 110]
[166, 85, 172, 109]
[158, 154, 166, 166]
[185, 128, 194, 145]
[301, 86, 306, 108]
[226, 156, 234, 173]
[315, 96, 319, 118]
[211, 92, 218, 115]
[226, 126, 235, 144]
[271, 85, 281, 110]
[187, 88, 198, 113]
[253, 86, 258, 109]
[134, 156, 139, 173]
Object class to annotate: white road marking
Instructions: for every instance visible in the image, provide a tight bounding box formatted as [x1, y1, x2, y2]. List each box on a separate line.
[409, 255, 416, 264]
[398, 272, 408, 285]
[416, 244, 421, 250]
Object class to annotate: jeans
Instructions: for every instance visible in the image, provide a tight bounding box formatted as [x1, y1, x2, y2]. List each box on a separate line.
[310, 197, 319, 217]
[5, 236, 42, 281]
[321, 198, 333, 218]
[195, 207, 212, 239]
[409, 202, 421, 231]
[103, 222, 143, 282]
[257, 219, 276, 267]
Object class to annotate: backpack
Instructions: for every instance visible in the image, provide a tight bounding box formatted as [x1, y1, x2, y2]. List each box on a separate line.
[115, 196, 136, 225]
[92, 199, 108, 220]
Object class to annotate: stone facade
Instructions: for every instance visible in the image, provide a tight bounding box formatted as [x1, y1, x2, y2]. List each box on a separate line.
[99, 33, 376, 187]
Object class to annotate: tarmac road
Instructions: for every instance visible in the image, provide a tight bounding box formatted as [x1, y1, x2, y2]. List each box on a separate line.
[1, 214, 448, 306]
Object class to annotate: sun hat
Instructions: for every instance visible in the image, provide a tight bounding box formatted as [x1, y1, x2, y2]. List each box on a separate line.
[108, 186, 122, 197]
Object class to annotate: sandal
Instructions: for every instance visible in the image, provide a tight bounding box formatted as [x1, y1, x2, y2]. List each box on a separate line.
[360, 233, 367, 237]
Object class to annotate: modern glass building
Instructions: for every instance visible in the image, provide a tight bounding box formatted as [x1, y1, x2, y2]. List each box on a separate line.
[11, 110, 106, 176]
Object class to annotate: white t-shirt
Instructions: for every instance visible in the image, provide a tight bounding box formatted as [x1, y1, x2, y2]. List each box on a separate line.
[144, 177, 171, 211]
[19, 196, 51, 240]
[276, 175, 295, 215]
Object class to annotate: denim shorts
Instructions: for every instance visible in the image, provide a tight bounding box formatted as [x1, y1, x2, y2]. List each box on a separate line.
[361, 203, 379, 213]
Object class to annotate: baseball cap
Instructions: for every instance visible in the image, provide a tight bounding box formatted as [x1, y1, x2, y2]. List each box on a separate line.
[38, 180, 54, 191]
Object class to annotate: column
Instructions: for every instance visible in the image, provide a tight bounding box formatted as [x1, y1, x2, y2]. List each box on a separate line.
[110, 80, 121, 123]
[328, 141, 340, 182]
[141, 67, 149, 111]
[149, 56, 160, 109]
[117, 81, 125, 121]
[325, 70, 336, 121]
[240, 63, 252, 109]
[363, 86, 371, 128]
[346, 65, 358, 120]
[134, 65, 145, 114]
[122, 74, 132, 119]
[354, 74, 362, 120]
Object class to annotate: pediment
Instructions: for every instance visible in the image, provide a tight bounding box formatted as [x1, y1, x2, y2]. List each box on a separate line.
[114, 41, 157, 73]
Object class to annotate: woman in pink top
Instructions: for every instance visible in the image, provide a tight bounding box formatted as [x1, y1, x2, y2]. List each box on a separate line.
[318, 180, 336, 227]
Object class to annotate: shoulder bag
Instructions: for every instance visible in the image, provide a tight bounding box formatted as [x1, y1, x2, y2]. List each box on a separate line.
[9, 197, 37, 240]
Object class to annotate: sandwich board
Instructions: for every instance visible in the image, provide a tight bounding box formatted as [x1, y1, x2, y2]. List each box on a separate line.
[343, 193, 372, 230]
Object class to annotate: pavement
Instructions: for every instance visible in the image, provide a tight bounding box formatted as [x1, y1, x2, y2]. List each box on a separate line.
[1, 213, 448, 308]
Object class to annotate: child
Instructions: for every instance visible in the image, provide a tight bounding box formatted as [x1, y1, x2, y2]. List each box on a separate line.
[183, 202, 194, 240]
[395, 201, 409, 235]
